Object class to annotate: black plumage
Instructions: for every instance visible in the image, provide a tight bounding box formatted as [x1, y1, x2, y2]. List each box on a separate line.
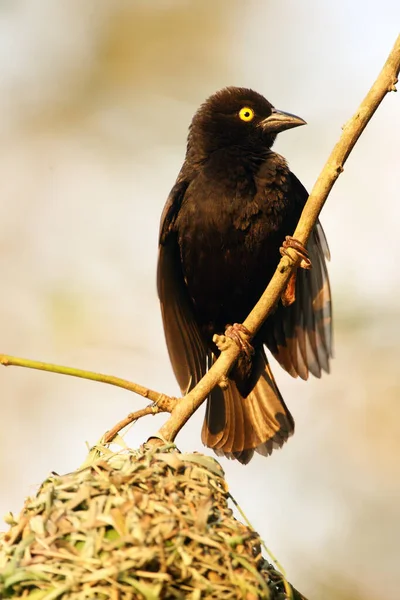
[158, 87, 332, 464]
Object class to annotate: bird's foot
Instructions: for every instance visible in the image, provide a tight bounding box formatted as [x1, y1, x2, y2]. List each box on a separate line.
[281, 272, 297, 307]
[279, 237, 312, 307]
[224, 323, 254, 358]
[279, 236, 312, 270]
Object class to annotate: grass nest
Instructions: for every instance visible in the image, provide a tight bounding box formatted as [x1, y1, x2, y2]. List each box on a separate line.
[0, 445, 305, 599]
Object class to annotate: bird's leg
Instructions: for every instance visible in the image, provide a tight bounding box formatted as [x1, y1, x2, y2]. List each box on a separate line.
[281, 272, 297, 307]
[224, 323, 254, 358]
[279, 236, 312, 307]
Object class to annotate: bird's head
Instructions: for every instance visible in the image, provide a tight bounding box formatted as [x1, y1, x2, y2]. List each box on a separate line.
[187, 87, 306, 160]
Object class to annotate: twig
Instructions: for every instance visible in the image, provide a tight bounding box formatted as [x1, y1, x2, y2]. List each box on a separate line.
[102, 405, 161, 444]
[0, 353, 174, 411]
[154, 34, 400, 445]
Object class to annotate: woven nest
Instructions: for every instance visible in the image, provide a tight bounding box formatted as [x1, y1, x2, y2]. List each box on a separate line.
[0, 445, 304, 599]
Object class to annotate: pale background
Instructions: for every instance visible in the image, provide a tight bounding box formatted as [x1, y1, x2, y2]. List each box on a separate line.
[0, 2, 399, 599]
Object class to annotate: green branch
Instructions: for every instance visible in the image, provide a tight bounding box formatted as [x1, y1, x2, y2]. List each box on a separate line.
[0, 354, 173, 410]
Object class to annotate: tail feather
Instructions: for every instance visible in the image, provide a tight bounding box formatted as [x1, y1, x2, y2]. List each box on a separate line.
[201, 350, 294, 465]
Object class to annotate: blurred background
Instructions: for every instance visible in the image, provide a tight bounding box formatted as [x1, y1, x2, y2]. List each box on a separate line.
[0, 1, 399, 598]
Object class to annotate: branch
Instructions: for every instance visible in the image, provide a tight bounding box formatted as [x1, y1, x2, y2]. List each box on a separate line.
[0, 354, 174, 411]
[103, 405, 161, 444]
[0, 36, 398, 448]
[153, 34, 400, 445]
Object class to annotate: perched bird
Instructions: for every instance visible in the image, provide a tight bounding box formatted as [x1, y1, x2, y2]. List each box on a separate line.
[157, 87, 332, 464]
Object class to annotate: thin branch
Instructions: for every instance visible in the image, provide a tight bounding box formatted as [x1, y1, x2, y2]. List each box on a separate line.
[102, 405, 161, 444]
[0, 353, 174, 411]
[154, 34, 400, 445]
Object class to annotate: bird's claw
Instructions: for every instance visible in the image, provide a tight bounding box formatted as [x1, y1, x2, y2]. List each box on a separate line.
[280, 236, 312, 270]
[224, 323, 254, 358]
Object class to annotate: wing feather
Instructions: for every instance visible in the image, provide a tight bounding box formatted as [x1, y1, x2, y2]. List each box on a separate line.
[157, 177, 208, 394]
[264, 172, 333, 379]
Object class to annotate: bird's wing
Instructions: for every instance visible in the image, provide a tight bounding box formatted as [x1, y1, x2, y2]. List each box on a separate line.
[264, 173, 333, 380]
[157, 176, 208, 394]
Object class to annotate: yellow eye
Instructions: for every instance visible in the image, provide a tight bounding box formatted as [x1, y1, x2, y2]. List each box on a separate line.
[239, 107, 255, 122]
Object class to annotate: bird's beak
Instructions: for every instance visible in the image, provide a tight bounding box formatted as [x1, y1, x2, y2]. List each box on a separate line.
[260, 108, 307, 134]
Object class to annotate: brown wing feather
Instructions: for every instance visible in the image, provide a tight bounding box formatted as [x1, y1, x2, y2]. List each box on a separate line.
[158, 177, 208, 394]
[265, 221, 333, 380]
[264, 170, 332, 380]
[202, 350, 294, 464]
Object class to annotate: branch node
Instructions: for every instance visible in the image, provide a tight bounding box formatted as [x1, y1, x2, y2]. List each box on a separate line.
[218, 375, 229, 390]
[278, 256, 292, 273]
[155, 393, 177, 412]
[212, 333, 231, 352]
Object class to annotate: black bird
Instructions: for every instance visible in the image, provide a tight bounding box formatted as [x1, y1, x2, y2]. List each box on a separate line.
[158, 87, 332, 464]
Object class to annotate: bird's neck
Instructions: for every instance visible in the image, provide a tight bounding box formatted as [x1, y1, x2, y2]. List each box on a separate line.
[187, 140, 272, 168]
[200, 145, 272, 174]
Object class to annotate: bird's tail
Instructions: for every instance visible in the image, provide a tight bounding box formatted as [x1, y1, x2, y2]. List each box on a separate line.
[201, 350, 294, 464]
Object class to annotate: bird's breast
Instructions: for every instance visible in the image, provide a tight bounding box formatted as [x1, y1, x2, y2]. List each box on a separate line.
[175, 152, 297, 330]
[178, 153, 293, 262]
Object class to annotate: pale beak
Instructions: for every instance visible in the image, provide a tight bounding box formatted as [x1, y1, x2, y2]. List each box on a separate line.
[260, 108, 307, 134]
